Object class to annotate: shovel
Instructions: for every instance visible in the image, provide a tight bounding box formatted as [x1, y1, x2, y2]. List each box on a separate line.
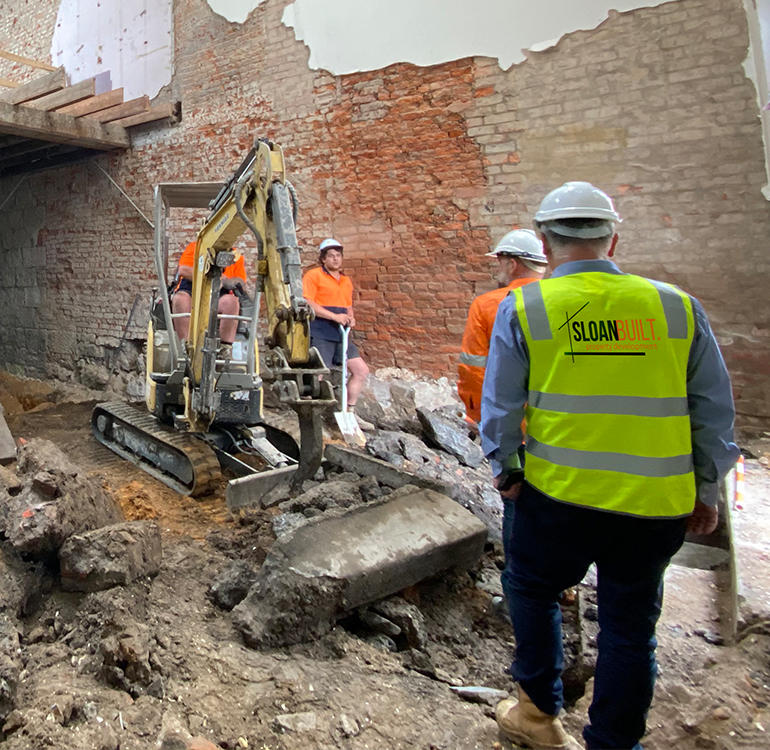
[334, 325, 367, 448]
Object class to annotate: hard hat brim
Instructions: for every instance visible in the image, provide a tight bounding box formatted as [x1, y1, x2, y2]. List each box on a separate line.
[538, 220, 615, 239]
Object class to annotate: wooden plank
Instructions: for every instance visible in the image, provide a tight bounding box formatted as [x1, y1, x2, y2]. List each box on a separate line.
[86, 95, 149, 123]
[112, 102, 175, 128]
[0, 49, 56, 72]
[0, 67, 66, 105]
[26, 77, 96, 111]
[56, 88, 123, 117]
[0, 78, 19, 89]
[0, 101, 129, 150]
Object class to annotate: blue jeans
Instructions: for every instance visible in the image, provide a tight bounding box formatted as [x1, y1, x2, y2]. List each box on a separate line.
[501, 483, 686, 750]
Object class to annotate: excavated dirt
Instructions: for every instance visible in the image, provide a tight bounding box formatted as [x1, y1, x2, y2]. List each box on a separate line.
[1, 376, 769, 750]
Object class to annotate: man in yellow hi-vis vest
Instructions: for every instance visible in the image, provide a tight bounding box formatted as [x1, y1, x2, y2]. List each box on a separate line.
[480, 182, 739, 750]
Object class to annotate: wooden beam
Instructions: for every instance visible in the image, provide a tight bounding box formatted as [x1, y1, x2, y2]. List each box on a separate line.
[0, 49, 56, 72]
[87, 95, 149, 123]
[56, 88, 123, 117]
[0, 78, 19, 89]
[112, 102, 176, 128]
[26, 77, 96, 111]
[0, 67, 67, 105]
[0, 101, 129, 151]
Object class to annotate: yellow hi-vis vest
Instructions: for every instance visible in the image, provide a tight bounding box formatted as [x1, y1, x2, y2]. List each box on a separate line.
[512, 271, 696, 518]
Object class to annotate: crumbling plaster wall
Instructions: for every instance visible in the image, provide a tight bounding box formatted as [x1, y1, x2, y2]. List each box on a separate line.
[0, 0, 767, 427]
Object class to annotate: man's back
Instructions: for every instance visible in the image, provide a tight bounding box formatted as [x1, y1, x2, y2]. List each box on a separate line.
[513, 266, 695, 517]
[459, 278, 537, 423]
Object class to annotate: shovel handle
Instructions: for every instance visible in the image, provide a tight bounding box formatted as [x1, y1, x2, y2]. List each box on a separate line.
[338, 324, 349, 412]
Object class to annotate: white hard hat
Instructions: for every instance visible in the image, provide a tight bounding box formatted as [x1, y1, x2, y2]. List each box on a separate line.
[485, 228, 547, 263]
[319, 238, 343, 252]
[534, 181, 621, 239]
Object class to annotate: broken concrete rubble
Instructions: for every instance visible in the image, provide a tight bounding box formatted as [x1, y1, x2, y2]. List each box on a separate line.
[325, 443, 455, 498]
[4, 440, 123, 558]
[232, 485, 487, 648]
[59, 520, 162, 592]
[417, 407, 484, 468]
[371, 596, 428, 649]
[207, 559, 260, 611]
[357, 376, 420, 433]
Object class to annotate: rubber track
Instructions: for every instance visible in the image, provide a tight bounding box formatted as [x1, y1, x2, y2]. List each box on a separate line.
[92, 401, 221, 497]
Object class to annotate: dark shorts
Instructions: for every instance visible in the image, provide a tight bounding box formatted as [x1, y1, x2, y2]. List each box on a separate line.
[314, 337, 360, 368]
[172, 279, 235, 297]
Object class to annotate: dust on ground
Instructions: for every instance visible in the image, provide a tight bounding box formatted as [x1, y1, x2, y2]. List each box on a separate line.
[1, 374, 769, 750]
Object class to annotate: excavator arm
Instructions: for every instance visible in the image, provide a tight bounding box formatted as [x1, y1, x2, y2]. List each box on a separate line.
[184, 139, 334, 487]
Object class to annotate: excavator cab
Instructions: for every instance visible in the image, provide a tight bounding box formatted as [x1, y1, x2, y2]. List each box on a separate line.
[93, 140, 336, 503]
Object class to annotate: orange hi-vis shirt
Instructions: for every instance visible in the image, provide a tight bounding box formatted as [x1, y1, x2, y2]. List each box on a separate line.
[302, 265, 353, 308]
[303, 265, 354, 341]
[458, 277, 539, 423]
[178, 241, 246, 283]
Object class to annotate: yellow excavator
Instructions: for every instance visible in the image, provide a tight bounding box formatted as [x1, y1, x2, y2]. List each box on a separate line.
[92, 139, 335, 506]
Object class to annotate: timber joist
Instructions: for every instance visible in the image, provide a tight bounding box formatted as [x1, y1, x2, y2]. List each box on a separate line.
[0, 49, 178, 179]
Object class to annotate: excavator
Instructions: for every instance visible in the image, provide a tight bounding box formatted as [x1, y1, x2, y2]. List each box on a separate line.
[92, 138, 336, 506]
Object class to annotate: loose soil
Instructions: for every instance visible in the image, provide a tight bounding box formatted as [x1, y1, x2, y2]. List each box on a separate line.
[2, 390, 770, 750]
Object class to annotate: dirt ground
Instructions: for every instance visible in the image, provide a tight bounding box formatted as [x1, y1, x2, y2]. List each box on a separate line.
[1, 376, 770, 750]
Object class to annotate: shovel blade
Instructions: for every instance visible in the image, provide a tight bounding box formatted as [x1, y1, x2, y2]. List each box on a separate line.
[334, 410, 367, 448]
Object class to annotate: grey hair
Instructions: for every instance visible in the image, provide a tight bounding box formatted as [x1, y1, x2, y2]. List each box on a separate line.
[520, 258, 547, 273]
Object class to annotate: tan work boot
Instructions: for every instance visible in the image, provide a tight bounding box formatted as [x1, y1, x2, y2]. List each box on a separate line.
[496, 687, 581, 750]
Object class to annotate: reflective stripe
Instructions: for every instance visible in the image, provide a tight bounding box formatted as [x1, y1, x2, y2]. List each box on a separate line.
[529, 391, 689, 417]
[527, 436, 693, 477]
[520, 282, 552, 340]
[649, 280, 688, 339]
[459, 352, 487, 367]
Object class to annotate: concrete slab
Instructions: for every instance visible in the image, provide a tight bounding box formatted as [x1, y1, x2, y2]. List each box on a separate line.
[279, 485, 487, 608]
[232, 485, 488, 647]
[0, 404, 16, 464]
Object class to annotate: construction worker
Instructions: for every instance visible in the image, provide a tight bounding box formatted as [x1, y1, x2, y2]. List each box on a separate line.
[303, 238, 369, 411]
[480, 181, 740, 750]
[458, 229, 547, 429]
[170, 240, 246, 353]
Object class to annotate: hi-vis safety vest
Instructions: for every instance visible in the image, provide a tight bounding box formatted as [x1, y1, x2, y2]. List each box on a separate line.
[512, 271, 696, 518]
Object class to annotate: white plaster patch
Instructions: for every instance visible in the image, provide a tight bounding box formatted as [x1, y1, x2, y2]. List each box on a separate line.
[50, 0, 172, 100]
[282, 0, 680, 75]
[206, 0, 265, 24]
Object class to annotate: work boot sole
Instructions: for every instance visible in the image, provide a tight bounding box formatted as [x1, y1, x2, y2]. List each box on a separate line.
[498, 725, 581, 750]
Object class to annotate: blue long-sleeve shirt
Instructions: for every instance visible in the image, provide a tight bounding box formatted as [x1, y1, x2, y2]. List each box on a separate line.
[480, 259, 740, 507]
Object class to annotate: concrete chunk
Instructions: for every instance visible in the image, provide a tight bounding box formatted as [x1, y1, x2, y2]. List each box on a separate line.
[233, 486, 487, 647]
[59, 521, 162, 592]
[0, 406, 15, 465]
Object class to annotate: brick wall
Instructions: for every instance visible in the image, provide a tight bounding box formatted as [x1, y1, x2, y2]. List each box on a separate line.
[0, 0, 58, 83]
[0, 0, 767, 427]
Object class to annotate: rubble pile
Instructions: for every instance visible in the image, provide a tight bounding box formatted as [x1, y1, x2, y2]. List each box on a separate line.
[0, 369, 764, 748]
[0, 439, 163, 740]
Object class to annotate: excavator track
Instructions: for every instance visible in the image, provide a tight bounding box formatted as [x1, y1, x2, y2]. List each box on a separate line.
[92, 401, 221, 497]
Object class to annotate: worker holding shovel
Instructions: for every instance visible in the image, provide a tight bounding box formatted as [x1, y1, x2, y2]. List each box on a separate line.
[303, 238, 370, 441]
